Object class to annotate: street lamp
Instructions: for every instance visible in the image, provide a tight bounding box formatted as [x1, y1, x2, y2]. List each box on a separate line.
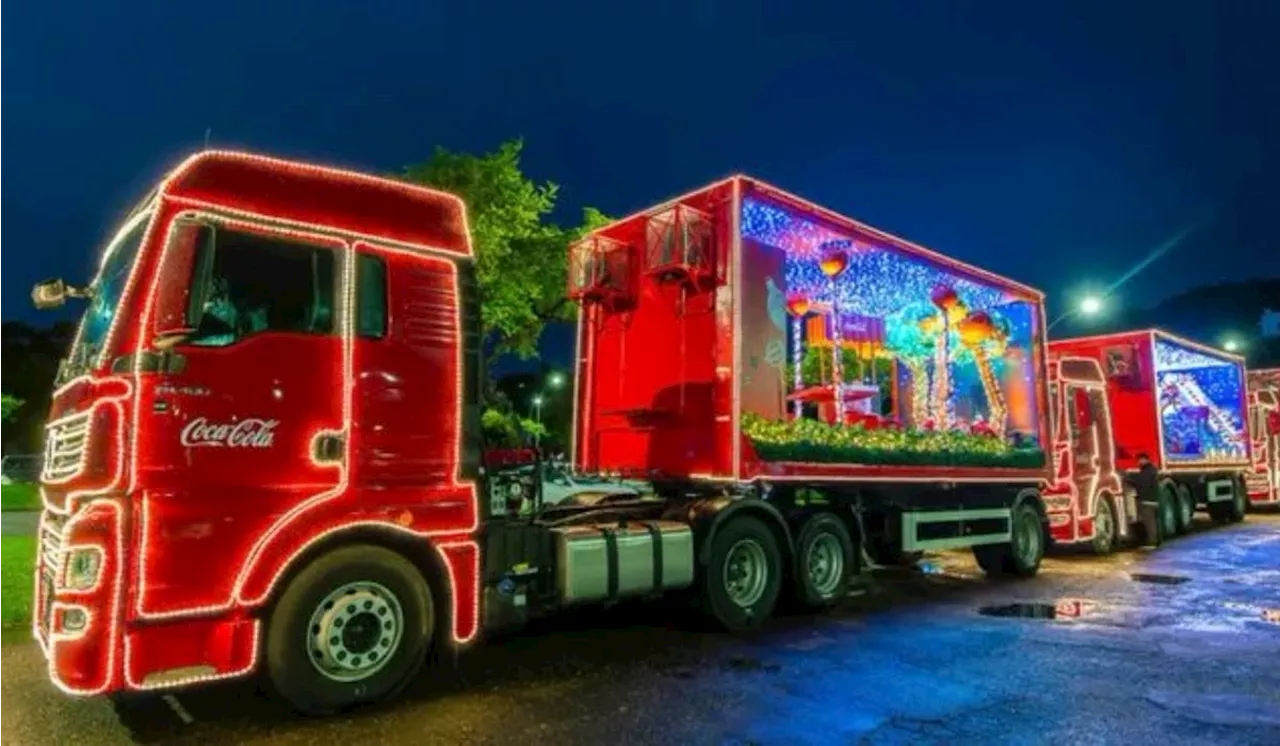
[1048, 294, 1106, 332]
[1223, 338, 1241, 353]
[547, 372, 566, 389]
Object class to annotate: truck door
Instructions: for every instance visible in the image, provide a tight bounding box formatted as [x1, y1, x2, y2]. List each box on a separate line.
[1067, 386, 1099, 524]
[135, 217, 349, 616]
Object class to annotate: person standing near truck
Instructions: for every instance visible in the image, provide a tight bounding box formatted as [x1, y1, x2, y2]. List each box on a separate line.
[1127, 452, 1162, 546]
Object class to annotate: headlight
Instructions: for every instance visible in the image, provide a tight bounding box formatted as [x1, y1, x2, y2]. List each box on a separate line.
[63, 549, 102, 591]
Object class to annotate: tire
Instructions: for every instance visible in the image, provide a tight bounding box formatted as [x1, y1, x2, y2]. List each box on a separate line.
[1090, 496, 1117, 556]
[1157, 483, 1180, 539]
[973, 500, 1045, 578]
[265, 544, 434, 715]
[1229, 478, 1247, 523]
[701, 515, 783, 632]
[793, 513, 854, 610]
[1173, 483, 1194, 535]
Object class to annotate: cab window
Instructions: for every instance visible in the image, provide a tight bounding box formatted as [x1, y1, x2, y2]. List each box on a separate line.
[186, 226, 335, 346]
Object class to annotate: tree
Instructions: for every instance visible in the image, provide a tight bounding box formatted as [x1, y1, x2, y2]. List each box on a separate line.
[1, 394, 22, 423]
[398, 139, 611, 363]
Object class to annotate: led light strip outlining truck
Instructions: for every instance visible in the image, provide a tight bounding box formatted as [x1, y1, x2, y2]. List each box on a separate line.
[1046, 331, 1252, 545]
[1246, 368, 1280, 507]
[35, 152, 1065, 715]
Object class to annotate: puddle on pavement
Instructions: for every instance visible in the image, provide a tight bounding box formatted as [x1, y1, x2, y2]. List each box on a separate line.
[978, 599, 1099, 621]
[1129, 572, 1190, 585]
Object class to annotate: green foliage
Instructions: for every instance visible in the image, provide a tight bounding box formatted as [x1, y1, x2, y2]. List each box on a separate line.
[481, 407, 549, 447]
[398, 139, 610, 361]
[2, 536, 36, 628]
[0, 394, 22, 424]
[1, 484, 41, 512]
[742, 412, 1046, 469]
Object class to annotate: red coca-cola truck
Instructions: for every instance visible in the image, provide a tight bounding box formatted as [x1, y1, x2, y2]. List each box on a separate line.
[1246, 367, 1280, 506]
[1048, 330, 1252, 539]
[34, 152, 1061, 714]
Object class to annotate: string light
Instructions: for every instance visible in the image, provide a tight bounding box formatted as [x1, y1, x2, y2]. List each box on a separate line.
[1154, 336, 1248, 464]
[40, 151, 481, 696]
[1042, 356, 1126, 544]
[1246, 368, 1280, 505]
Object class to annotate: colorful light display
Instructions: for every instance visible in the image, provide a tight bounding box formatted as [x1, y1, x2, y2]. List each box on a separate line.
[1153, 337, 1247, 464]
[739, 195, 1041, 467]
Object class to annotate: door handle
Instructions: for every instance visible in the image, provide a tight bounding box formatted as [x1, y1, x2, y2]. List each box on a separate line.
[312, 433, 346, 463]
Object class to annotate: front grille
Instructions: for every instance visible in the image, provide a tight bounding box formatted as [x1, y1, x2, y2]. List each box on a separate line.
[42, 412, 92, 482]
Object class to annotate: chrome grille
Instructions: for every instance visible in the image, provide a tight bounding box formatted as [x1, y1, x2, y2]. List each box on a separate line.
[42, 411, 91, 482]
[38, 511, 68, 639]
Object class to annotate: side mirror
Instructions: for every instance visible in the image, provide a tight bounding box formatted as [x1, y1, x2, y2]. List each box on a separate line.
[32, 278, 88, 310]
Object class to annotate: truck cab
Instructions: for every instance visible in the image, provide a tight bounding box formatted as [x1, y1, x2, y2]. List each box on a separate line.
[1043, 356, 1128, 553]
[1246, 368, 1280, 506]
[33, 151, 484, 702]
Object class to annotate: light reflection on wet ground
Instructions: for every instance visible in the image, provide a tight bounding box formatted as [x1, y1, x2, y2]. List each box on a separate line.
[2, 513, 1278, 745]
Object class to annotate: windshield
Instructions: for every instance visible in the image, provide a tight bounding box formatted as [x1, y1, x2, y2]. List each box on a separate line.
[65, 213, 151, 376]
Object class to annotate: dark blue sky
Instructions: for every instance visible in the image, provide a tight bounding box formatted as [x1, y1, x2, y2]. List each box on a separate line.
[5, 1, 1278, 358]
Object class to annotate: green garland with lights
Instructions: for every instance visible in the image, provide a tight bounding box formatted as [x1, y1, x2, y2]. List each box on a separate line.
[742, 412, 1046, 469]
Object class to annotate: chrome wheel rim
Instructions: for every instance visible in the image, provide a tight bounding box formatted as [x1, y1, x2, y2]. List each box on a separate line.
[723, 539, 769, 608]
[806, 532, 844, 597]
[307, 581, 404, 683]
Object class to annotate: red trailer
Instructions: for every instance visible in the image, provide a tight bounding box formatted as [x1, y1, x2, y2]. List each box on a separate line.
[572, 176, 1053, 569]
[1049, 330, 1251, 537]
[1246, 367, 1280, 506]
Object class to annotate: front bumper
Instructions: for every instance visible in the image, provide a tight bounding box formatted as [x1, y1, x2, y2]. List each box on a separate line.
[35, 500, 124, 695]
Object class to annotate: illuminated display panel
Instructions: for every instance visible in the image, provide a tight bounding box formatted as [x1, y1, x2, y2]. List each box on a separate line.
[1153, 336, 1248, 464]
[737, 195, 1045, 469]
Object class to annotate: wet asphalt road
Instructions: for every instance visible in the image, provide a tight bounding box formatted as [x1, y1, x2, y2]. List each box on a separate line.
[4, 514, 1280, 745]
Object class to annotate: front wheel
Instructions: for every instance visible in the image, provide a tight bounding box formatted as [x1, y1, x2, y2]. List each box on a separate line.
[1091, 496, 1117, 556]
[266, 544, 434, 715]
[974, 500, 1045, 578]
[701, 516, 783, 631]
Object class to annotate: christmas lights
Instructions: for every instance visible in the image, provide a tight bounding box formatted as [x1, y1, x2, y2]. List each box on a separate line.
[36, 151, 489, 701]
[1042, 357, 1125, 544]
[1154, 337, 1247, 464]
[742, 412, 1045, 468]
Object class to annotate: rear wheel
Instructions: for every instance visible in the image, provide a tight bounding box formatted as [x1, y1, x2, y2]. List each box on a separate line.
[973, 500, 1044, 578]
[1173, 483, 1194, 535]
[1091, 496, 1117, 556]
[1229, 478, 1248, 523]
[266, 544, 434, 714]
[701, 516, 783, 631]
[793, 513, 854, 609]
[1157, 484, 1179, 539]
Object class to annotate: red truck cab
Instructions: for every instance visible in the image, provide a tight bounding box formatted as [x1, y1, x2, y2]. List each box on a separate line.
[34, 151, 483, 705]
[1246, 367, 1280, 506]
[1041, 355, 1127, 553]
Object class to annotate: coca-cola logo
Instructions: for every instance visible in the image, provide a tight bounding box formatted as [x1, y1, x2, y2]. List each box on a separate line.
[181, 417, 279, 448]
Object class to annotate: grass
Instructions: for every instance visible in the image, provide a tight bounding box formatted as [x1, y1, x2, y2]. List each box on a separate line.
[2, 536, 37, 629]
[1, 483, 41, 512]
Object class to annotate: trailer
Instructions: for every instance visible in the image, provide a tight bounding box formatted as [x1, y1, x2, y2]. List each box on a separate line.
[571, 178, 1054, 576]
[1246, 367, 1280, 506]
[1049, 330, 1251, 538]
[32, 155, 1056, 715]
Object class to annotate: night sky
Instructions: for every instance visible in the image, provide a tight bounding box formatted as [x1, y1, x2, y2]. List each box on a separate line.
[5, 1, 1278, 371]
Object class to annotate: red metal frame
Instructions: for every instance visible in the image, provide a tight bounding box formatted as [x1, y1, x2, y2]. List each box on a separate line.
[573, 175, 1053, 485]
[37, 151, 481, 696]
